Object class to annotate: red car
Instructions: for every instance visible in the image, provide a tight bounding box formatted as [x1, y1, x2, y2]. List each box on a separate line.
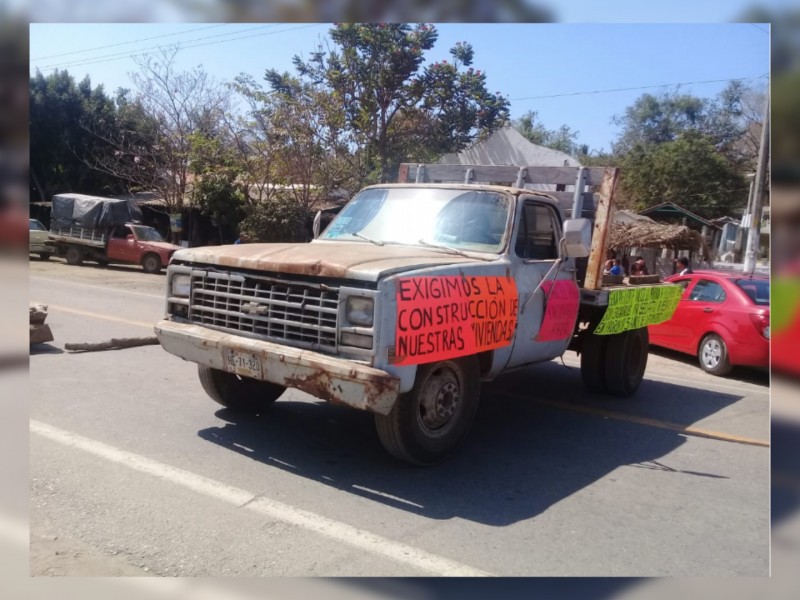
[648, 271, 769, 375]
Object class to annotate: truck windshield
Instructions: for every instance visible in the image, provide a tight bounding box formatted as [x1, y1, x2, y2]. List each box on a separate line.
[320, 187, 511, 253]
[131, 225, 165, 242]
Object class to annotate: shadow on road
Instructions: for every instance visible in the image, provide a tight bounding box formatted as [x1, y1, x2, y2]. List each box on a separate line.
[197, 360, 754, 527]
[29, 343, 64, 355]
[648, 345, 769, 386]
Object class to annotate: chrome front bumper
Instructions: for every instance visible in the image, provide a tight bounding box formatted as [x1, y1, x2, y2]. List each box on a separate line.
[155, 319, 400, 415]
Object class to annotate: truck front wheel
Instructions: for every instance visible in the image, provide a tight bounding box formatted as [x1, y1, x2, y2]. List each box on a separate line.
[603, 327, 649, 397]
[142, 254, 161, 274]
[374, 357, 480, 466]
[65, 247, 83, 266]
[198, 365, 286, 413]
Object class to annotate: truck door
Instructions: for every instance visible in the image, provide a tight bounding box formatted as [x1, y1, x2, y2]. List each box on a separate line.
[506, 198, 578, 368]
[107, 225, 134, 262]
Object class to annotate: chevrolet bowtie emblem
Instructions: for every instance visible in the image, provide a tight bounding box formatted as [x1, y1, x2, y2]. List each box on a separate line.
[242, 302, 268, 315]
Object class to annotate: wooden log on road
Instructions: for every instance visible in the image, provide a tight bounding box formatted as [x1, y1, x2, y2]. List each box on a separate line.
[64, 336, 160, 353]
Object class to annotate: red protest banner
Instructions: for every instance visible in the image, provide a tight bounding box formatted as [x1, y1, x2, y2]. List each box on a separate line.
[394, 275, 518, 366]
[535, 279, 580, 342]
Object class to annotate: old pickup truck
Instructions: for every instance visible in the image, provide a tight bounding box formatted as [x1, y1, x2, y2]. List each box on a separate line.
[155, 165, 681, 465]
[48, 193, 181, 273]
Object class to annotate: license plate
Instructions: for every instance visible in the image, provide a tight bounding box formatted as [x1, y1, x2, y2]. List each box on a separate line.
[223, 349, 263, 379]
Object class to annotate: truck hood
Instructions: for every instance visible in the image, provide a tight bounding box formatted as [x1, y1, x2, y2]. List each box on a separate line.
[172, 241, 486, 281]
[141, 241, 182, 252]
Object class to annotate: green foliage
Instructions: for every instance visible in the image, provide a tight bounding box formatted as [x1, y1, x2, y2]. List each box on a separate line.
[239, 194, 309, 243]
[193, 175, 246, 229]
[619, 132, 748, 219]
[513, 110, 586, 157]
[280, 23, 510, 182]
[29, 70, 127, 200]
[612, 83, 751, 162]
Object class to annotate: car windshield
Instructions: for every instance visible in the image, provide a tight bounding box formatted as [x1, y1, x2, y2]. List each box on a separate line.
[29, 219, 46, 231]
[320, 187, 511, 253]
[735, 279, 769, 306]
[131, 225, 165, 242]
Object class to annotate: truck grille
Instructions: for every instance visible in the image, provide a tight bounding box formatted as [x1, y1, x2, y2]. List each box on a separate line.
[188, 271, 339, 351]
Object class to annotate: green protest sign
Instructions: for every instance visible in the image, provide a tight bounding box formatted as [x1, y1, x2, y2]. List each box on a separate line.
[594, 285, 683, 335]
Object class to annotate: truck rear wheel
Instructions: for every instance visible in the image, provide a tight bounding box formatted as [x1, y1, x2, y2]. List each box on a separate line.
[65, 246, 83, 266]
[580, 333, 608, 393]
[142, 254, 161, 274]
[198, 365, 286, 413]
[603, 328, 649, 397]
[374, 357, 480, 466]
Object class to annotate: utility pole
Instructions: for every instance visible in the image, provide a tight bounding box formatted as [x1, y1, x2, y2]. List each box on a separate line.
[743, 99, 769, 273]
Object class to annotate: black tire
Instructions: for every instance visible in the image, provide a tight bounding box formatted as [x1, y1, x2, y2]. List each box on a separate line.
[198, 365, 285, 412]
[142, 253, 161, 274]
[604, 328, 649, 397]
[65, 246, 83, 266]
[698, 333, 732, 376]
[580, 333, 608, 393]
[96, 258, 109, 267]
[38, 253, 51, 261]
[374, 357, 480, 466]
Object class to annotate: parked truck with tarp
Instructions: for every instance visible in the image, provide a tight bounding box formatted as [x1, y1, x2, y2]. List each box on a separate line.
[155, 165, 682, 465]
[49, 193, 181, 273]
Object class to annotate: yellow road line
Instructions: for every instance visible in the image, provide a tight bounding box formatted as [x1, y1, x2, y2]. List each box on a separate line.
[43, 304, 155, 330]
[497, 390, 770, 448]
[37, 304, 771, 449]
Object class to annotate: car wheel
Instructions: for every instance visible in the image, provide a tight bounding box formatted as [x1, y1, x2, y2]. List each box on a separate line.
[198, 365, 285, 412]
[65, 247, 83, 266]
[374, 356, 480, 466]
[698, 333, 732, 376]
[38, 253, 51, 261]
[142, 253, 161, 274]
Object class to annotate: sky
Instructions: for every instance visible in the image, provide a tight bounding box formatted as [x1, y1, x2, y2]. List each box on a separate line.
[29, 22, 770, 154]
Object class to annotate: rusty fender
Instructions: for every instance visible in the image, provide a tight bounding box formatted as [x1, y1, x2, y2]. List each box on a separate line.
[154, 320, 400, 415]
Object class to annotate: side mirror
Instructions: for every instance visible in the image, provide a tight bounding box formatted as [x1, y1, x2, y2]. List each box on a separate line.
[127, 234, 135, 243]
[562, 218, 592, 258]
[312, 210, 322, 239]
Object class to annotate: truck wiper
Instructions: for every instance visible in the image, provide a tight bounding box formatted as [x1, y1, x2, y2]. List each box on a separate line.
[417, 239, 494, 261]
[351, 232, 384, 246]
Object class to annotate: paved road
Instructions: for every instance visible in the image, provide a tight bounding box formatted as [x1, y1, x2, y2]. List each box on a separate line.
[29, 259, 770, 577]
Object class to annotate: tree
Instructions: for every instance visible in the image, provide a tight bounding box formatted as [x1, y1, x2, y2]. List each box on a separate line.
[513, 110, 587, 157]
[83, 47, 229, 215]
[281, 23, 510, 182]
[30, 70, 125, 201]
[232, 72, 358, 213]
[618, 131, 748, 219]
[612, 84, 756, 162]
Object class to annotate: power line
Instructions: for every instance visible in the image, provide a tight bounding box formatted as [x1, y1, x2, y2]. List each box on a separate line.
[750, 24, 770, 35]
[34, 24, 286, 72]
[34, 24, 323, 74]
[509, 74, 769, 102]
[30, 24, 231, 62]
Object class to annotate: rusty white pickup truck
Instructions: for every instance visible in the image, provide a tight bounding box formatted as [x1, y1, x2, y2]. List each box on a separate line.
[155, 165, 681, 465]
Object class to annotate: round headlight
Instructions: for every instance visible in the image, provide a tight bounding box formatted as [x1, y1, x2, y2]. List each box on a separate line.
[346, 296, 374, 326]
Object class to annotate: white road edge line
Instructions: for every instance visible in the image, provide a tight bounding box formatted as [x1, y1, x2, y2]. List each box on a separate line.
[30, 419, 492, 577]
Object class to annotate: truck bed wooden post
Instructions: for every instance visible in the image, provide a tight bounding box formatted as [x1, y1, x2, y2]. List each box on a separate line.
[583, 167, 619, 290]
